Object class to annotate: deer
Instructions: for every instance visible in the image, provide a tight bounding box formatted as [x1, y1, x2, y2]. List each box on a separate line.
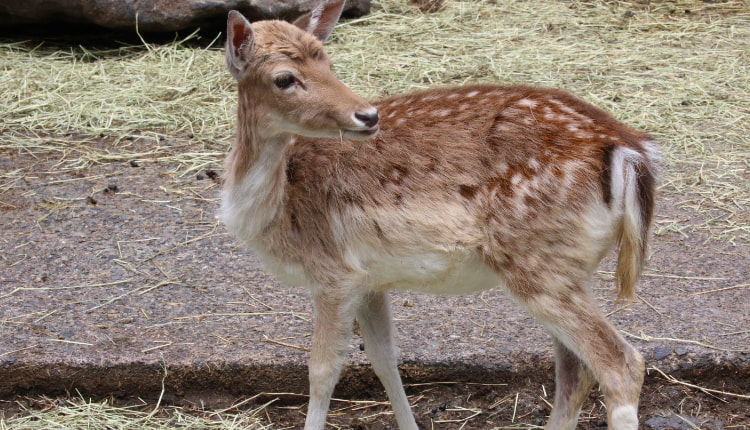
[219, 1, 659, 429]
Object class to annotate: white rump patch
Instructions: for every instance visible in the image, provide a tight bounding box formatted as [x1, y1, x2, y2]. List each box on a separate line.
[641, 140, 661, 165]
[609, 146, 643, 209]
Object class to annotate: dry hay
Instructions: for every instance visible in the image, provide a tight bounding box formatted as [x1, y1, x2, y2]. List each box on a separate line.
[0, 395, 272, 429]
[0, 33, 231, 180]
[0, 32, 231, 140]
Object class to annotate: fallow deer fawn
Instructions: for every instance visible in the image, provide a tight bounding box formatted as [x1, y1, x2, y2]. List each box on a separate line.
[220, 1, 659, 429]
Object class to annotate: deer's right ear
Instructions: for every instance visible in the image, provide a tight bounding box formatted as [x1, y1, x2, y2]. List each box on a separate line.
[226, 10, 255, 81]
[292, 0, 346, 42]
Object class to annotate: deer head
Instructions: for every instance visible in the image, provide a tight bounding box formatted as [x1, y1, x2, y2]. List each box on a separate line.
[225, 0, 379, 140]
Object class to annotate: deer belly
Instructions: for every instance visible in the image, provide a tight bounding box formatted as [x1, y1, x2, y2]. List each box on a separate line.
[253, 248, 309, 287]
[366, 250, 503, 295]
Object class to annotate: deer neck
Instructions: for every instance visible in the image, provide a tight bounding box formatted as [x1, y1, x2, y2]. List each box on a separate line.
[220, 90, 291, 244]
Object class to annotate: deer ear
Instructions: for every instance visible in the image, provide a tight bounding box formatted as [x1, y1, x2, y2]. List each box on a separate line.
[226, 10, 255, 80]
[292, 0, 346, 42]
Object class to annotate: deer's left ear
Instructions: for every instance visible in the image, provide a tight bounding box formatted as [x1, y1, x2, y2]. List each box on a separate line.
[226, 10, 255, 80]
[292, 0, 346, 42]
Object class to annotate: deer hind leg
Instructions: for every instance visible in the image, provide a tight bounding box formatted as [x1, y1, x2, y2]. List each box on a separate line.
[356, 292, 419, 430]
[304, 289, 358, 430]
[508, 278, 645, 430]
[546, 339, 597, 430]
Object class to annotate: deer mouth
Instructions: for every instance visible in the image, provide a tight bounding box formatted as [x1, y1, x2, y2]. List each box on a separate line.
[344, 124, 380, 140]
[361, 124, 380, 135]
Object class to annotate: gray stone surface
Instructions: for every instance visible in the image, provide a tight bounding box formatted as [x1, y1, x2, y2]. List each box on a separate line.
[0, 136, 748, 406]
[646, 414, 724, 430]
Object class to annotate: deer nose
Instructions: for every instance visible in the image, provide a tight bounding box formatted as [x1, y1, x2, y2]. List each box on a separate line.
[354, 109, 379, 128]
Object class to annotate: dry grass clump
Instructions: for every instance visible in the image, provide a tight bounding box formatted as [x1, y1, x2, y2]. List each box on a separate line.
[0, 33, 231, 177]
[0, 0, 748, 241]
[0, 33, 232, 141]
[0, 395, 272, 430]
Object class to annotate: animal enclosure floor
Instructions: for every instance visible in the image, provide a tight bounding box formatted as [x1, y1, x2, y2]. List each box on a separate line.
[1, 134, 748, 428]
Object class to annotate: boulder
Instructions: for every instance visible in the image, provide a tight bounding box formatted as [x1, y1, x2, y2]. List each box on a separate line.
[0, 0, 371, 32]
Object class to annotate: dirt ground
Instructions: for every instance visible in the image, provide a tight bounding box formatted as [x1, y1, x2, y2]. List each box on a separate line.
[261, 375, 749, 429]
[1, 133, 748, 428]
[4, 372, 750, 429]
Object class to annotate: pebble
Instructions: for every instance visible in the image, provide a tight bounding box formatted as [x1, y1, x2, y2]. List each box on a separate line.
[645, 415, 724, 430]
[653, 347, 672, 360]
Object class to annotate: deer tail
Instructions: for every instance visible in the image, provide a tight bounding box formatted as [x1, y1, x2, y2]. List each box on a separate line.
[609, 141, 660, 301]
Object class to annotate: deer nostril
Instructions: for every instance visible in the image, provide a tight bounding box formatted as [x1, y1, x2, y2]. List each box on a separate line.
[355, 110, 379, 128]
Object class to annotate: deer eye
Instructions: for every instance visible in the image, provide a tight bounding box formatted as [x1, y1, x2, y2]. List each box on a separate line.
[273, 74, 297, 90]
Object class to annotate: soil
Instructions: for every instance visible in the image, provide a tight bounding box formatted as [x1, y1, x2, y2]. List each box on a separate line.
[1, 134, 749, 428]
[3, 372, 750, 429]
[268, 375, 749, 429]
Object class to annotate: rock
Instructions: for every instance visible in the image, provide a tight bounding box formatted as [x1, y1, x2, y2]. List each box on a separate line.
[653, 347, 672, 360]
[645, 414, 724, 430]
[0, 0, 371, 32]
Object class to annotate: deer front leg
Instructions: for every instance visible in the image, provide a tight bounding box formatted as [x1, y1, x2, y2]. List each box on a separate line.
[357, 292, 419, 430]
[304, 289, 358, 430]
[546, 339, 597, 430]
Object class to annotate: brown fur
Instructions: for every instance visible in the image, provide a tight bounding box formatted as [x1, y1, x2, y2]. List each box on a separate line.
[220, 4, 658, 429]
[275, 85, 655, 293]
